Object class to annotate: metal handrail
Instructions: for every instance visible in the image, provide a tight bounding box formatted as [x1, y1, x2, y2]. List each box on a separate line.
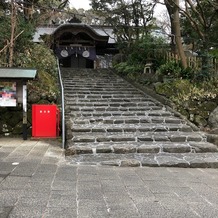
[57, 58, 65, 149]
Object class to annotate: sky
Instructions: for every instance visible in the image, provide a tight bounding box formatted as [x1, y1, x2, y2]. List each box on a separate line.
[69, 0, 91, 10]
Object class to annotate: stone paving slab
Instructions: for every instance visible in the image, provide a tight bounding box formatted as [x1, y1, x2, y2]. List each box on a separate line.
[4, 133, 218, 218]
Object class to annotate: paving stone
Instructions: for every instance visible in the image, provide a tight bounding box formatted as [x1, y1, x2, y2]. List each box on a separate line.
[66, 146, 93, 155]
[156, 154, 190, 168]
[190, 142, 218, 152]
[113, 145, 137, 154]
[141, 155, 159, 167]
[154, 136, 170, 142]
[162, 143, 191, 153]
[72, 137, 95, 143]
[96, 146, 112, 153]
[100, 160, 120, 166]
[137, 145, 160, 153]
[111, 136, 136, 142]
[137, 136, 153, 142]
[107, 128, 123, 133]
[169, 135, 187, 142]
[187, 135, 203, 142]
[96, 137, 111, 142]
[120, 159, 141, 167]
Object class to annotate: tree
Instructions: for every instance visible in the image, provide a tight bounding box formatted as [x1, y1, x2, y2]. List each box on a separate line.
[0, 1, 35, 67]
[164, 0, 187, 68]
[178, 0, 218, 76]
[91, 0, 157, 47]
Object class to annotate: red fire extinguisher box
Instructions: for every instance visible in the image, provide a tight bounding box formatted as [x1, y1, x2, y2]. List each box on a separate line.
[32, 104, 60, 138]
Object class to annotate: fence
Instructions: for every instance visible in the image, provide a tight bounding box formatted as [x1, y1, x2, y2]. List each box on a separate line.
[166, 52, 218, 76]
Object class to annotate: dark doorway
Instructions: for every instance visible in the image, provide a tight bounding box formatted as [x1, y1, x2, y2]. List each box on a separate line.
[60, 55, 94, 68]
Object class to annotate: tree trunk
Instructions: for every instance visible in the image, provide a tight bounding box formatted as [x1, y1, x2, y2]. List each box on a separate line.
[9, 0, 16, 67]
[165, 0, 187, 68]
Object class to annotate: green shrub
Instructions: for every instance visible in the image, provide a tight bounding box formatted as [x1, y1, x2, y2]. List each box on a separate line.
[155, 79, 218, 117]
[157, 61, 194, 80]
[114, 62, 143, 74]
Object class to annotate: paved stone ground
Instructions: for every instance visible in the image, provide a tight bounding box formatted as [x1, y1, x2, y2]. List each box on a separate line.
[1, 138, 218, 218]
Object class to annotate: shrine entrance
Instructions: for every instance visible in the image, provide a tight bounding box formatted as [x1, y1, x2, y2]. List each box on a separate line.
[60, 54, 94, 68]
[52, 23, 109, 68]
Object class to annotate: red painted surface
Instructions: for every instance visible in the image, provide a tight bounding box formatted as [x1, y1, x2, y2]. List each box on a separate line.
[32, 104, 59, 138]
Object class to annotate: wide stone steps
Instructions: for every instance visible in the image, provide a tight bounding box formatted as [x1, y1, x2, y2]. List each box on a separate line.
[61, 68, 218, 167]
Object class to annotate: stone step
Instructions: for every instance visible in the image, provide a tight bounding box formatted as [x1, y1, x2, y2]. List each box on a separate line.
[64, 82, 133, 87]
[65, 97, 155, 103]
[66, 110, 173, 117]
[66, 152, 218, 168]
[71, 116, 184, 125]
[71, 124, 192, 133]
[70, 131, 205, 143]
[68, 106, 163, 113]
[66, 101, 157, 107]
[66, 141, 218, 155]
[64, 87, 138, 91]
[65, 94, 146, 99]
[64, 89, 141, 94]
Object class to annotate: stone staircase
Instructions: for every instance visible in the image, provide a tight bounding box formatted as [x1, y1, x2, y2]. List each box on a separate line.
[62, 68, 218, 167]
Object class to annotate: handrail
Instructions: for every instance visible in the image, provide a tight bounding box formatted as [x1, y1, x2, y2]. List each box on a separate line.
[56, 58, 65, 149]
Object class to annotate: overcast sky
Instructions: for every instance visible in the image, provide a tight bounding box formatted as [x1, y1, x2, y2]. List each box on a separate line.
[69, 0, 91, 10]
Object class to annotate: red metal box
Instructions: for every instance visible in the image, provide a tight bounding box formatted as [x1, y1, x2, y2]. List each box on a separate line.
[32, 104, 59, 138]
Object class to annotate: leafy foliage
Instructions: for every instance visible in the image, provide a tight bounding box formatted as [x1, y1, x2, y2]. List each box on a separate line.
[157, 61, 195, 80]
[181, 0, 218, 51]
[155, 79, 218, 125]
[114, 35, 168, 76]
[91, 0, 157, 45]
[15, 44, 56, 75]
[0, 2, 59, 102]
[14, 43, 58, 100]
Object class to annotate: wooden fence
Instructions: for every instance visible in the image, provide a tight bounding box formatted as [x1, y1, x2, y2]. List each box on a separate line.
[166, 52, 218, 76]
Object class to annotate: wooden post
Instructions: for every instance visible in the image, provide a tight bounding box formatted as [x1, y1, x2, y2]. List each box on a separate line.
[22, 82, 27, 140]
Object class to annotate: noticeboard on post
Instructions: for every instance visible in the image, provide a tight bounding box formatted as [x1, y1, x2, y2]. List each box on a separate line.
[0, 82, 17, 107]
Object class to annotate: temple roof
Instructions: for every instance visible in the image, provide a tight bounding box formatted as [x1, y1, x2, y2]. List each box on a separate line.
[33, 24, 116, 44]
